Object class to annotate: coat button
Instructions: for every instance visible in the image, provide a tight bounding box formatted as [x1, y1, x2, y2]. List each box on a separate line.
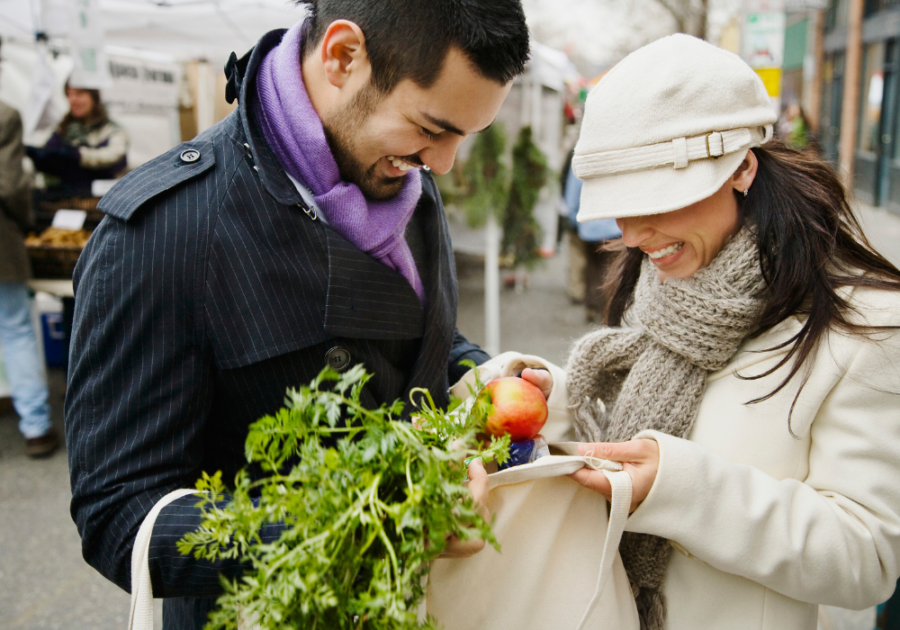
[180, 149, 200, 163]
[325, 346, 351, 372]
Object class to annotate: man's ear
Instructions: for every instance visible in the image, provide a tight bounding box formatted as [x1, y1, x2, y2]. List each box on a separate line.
[320, 20, 370, 89]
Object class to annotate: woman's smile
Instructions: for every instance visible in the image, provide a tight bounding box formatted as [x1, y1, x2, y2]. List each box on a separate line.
[644, 242, 685, 263]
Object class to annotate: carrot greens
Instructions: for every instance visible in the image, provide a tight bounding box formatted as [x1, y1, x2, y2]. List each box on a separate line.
[178, 362, 508, 629]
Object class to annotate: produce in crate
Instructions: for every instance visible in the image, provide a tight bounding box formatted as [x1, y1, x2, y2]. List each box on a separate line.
[178, 363, 510, 630]
[25, 226, 91, 248]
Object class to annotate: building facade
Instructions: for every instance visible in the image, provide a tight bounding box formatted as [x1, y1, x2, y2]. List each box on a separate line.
[822, 0, 900, 212]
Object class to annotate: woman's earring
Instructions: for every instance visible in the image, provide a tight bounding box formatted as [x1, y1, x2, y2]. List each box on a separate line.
[743, 189, 749, 198]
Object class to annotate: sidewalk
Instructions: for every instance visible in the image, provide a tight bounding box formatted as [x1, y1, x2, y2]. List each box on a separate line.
[853, 200, 900, 267]
[1, 202, 899, 629]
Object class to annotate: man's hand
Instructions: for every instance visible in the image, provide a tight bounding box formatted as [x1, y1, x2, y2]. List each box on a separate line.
[440, 458, 490, 558]
[568, 439, 660, 513]
[520, 367, 552, 399]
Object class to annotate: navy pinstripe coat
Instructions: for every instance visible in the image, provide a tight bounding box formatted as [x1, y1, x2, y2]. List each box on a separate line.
[65, 29, 488, 629]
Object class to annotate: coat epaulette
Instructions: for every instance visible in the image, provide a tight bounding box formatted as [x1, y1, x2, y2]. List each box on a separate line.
[97, 139, 216, 222]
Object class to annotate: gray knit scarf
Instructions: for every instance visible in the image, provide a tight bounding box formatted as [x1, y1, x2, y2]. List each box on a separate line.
[565, 226, 767, 630]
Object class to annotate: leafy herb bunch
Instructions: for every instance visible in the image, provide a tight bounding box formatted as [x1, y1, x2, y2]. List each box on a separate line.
[178, 363, 509, 630]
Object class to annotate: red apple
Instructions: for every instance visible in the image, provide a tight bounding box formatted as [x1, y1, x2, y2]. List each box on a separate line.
[483, 376, 548, 441]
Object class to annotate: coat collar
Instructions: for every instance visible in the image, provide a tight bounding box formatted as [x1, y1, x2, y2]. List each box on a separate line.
[226, 29, 307, 209]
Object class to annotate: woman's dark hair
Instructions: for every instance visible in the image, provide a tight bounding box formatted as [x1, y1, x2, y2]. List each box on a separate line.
[296, 0, 530, 94]
[58, 82, 108, 135]
[603, 139, 900, 422]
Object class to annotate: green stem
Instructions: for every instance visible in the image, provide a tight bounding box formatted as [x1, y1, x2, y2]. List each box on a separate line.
[377, 526, 400, 594]
[405, 456, 413, 496]
[263, 474, 380, 578]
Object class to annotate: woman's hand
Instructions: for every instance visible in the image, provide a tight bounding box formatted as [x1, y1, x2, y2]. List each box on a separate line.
[520, 367, 552, 398]
[440, 458, 490, 558]
[569, 439, 660, 513]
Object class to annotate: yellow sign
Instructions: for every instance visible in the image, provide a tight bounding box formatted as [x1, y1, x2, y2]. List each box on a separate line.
[754, 67, 782, 97]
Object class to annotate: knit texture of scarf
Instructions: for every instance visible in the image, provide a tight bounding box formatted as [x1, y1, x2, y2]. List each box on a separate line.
[255, 20, 426, 303]
[565, 226, 767, 630]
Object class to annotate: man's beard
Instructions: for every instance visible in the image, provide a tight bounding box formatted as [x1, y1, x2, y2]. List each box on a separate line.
[322, 83, 405, 201]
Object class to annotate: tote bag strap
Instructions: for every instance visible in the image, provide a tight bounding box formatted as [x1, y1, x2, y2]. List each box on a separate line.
[128, 488, 202, 630]
[575, 469, 633, 630]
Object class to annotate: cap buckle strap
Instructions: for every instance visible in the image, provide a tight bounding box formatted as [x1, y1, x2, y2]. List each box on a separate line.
[572, 126, 767, 179]
[672, 137, 689, 169]
[706, 132, 724, 159]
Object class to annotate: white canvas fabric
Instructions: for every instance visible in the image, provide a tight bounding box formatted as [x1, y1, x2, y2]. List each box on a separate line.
[129, 489, 203, 630]
[129, 488, 260, 630]
[449, 350, 574, 443]
[426, 445, 639, 630]
[433, 353, 639, 630]
[573, 34, 777, 220]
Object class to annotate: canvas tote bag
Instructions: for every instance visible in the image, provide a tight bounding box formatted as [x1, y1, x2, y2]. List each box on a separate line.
[128, 489, 264, 630]
[129, 458, 638, 630]
[426, 443, 640, 630]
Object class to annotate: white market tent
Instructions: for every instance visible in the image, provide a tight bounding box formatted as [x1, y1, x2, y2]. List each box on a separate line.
[1, 0, 305, 62]
[0, 0, 306, 154]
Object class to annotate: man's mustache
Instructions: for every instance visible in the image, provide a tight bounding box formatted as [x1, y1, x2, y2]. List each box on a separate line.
[396, 154, 424, 167]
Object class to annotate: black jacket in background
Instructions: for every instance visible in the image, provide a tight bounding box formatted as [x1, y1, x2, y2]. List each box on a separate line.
[65, 28, 488, 629]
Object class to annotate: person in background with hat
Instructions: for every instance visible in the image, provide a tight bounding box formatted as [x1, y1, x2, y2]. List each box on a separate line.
[0, 38, 58, 458]
[555, 34, 900, 630]
[26, 82, 128, 196]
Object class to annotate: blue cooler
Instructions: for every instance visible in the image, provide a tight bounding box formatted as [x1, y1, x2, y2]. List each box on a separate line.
[41, 312, 65, 368]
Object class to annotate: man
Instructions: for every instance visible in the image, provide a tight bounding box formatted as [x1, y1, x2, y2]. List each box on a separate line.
[65, 1, 530, 627]
[0, 38, 58, 458]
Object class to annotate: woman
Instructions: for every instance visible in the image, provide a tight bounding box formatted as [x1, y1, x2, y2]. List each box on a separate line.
[27, 83, 128, 195]
[559, 35, 900, 630]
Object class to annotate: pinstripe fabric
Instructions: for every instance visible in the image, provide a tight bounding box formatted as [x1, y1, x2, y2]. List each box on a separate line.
[65, 29, 488, 630]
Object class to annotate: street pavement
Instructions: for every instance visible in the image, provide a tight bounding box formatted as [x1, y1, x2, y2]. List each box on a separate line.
[0, 201, 896, 629]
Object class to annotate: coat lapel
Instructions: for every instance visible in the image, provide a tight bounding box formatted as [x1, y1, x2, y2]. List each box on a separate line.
[323, 227, 425, 339]
[401, 176, 457, 408]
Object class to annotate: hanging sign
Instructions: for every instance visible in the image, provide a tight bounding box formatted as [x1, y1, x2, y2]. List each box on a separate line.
[103, 53, 181, 113]
[69, 0, 111, 89]
[742, 1, 786, 107]
[742, 11, 786, 68]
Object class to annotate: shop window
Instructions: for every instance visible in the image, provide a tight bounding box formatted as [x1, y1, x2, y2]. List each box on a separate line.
[867, 0, 900, 14]
[859, 42, 885, 155]
[825, 0, 851, 30]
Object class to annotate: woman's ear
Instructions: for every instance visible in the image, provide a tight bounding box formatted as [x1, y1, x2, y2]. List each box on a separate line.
[320, 20, 371, 89]
[731, 149, 759, 194]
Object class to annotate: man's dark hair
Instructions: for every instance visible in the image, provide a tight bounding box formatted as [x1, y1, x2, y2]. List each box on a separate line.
[296, 0, 529, 93]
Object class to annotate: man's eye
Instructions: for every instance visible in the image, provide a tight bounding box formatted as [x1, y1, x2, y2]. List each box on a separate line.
[421, 127, 441, 141]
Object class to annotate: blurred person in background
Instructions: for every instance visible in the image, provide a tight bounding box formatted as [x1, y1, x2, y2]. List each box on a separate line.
[0, 38, 57, 457]
[562, 155, 621, 322]
[780, 102, 814, 152]
[26, 82, 128, 196]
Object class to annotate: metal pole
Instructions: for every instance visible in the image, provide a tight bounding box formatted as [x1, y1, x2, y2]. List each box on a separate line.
[839, 0, 864, 185]
[807, 9, 824, 135]
[484, 211, 501, 357]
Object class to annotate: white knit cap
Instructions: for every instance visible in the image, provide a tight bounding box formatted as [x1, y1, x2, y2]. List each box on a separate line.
[573, 34, 777, 221]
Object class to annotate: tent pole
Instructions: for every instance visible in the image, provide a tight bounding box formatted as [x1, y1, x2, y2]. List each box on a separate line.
[484, 210, 501, 357]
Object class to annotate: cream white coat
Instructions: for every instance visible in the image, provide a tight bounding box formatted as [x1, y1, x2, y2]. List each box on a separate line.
[462, 285, 900, 630]
[622, 284, 900, 629]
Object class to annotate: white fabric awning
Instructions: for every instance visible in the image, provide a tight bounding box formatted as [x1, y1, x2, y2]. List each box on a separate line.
[2, 0, 307, 64]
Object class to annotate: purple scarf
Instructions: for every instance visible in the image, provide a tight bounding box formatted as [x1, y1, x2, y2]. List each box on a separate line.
[255, 21, 425, 303]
